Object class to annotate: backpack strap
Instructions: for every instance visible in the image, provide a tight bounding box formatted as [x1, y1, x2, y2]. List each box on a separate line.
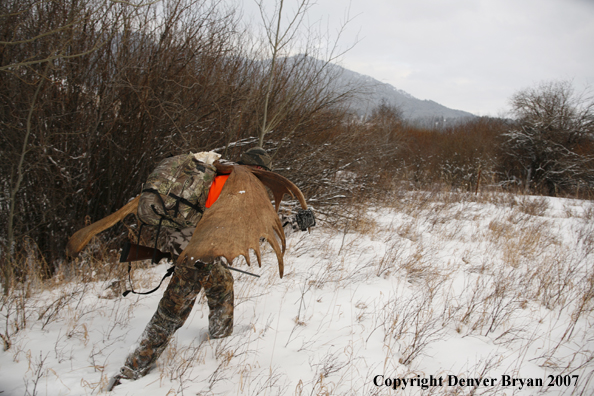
[123, 266, 175, 297]
[123, 218, 176, 297]
[167, 192, 204, 215]
[142, 187, 204, 225]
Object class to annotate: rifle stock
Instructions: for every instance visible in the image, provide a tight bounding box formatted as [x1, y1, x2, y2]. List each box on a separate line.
[120, 242, 172, 263]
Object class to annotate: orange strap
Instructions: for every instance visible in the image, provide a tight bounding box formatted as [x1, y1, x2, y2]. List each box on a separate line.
[205, 175, 229, 208]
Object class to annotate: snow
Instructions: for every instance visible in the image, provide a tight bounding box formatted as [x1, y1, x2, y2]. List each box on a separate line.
[1, 191, 593, 395]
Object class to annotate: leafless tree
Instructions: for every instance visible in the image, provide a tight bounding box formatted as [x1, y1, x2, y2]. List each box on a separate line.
[503, 80, 594, 195]
[1, 0, 127, 291]
[254, 0, 359, 151]
[0, 0, 363, 285]
[366, 100, 406, 154]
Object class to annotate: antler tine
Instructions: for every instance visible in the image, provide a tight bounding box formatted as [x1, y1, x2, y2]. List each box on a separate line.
[249, 167, 308, 212]
[66, 196, 140, 257]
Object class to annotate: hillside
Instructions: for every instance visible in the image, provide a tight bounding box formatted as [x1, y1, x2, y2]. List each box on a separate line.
[332, 63, 476, 123]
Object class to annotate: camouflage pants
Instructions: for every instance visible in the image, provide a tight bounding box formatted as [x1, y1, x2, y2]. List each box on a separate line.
[119, 228, 234, 380]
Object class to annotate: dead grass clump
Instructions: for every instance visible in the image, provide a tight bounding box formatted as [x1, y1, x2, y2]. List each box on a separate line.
[474, 190, 518, 207]
[395, 217, 420, 242]
[487, 218, 514, 243]
[516, 195, 550, 216]
[327, 203, 379, 237]
[502, 224, 550, 268]
[397, 247, 437, 285]
[0, 235, 158, 357]
[376, 239, 405, 277]
[579, 204, 594, 221]
[159, 337, 208, 391]
[455, 262, 527, 337]
[524, 253, 579, 310]
[379, 289, 452, 366]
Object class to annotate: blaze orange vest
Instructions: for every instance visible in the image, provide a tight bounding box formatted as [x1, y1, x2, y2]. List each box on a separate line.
[205, 175, 229, 208]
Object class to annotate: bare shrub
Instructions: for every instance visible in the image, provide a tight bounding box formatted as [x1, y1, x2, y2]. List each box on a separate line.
[378, 288, 451, 366]
[516, 195, 550, 216]
[159, 338, 208, 393]
[0, 0, 357, 278]
[375, 238, 404, 277]
[525, 252, 579, 310]
[23, 351, 50, 396]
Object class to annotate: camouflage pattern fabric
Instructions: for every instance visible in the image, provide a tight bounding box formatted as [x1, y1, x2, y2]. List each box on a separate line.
[119, 261, 233, 380]
[162, 227, 195, 259]
[280, 212, 300, 235]
[137, 154, 216, 229]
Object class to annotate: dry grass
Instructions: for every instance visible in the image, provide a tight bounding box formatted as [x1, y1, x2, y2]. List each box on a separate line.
[2, 187, 594, 395]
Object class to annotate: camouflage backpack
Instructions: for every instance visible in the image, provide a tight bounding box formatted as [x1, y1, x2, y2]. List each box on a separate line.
[137, 154, 217, 230]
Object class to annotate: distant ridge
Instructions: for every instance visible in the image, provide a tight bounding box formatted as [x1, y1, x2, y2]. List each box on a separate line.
[280, 55, 475, 126]
[331, 63, 476, 125]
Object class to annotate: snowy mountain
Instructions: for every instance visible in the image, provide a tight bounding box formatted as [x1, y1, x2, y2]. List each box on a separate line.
[332, 63, 476, 124]
[281, 54, 475, 124]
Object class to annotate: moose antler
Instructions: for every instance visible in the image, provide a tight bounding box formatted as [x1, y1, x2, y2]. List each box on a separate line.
[213, 161, 307, 212]
[249, 167, 307, 212]
[66, 196, 140, 257]
[178, 164, 307, 278]
[66, 163, 309, 279]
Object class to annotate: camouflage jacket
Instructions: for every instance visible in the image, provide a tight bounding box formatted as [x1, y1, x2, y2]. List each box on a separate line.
[137, 154, 217, 230]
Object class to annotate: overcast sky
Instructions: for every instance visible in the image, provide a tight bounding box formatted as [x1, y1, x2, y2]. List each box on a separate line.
[241, 0, 594, 117]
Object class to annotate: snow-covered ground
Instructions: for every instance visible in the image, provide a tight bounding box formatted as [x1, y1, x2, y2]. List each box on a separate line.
[2, 191, 593, 395]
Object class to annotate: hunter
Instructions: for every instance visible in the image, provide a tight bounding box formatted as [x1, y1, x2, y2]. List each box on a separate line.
[66, 147, 314, 390]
